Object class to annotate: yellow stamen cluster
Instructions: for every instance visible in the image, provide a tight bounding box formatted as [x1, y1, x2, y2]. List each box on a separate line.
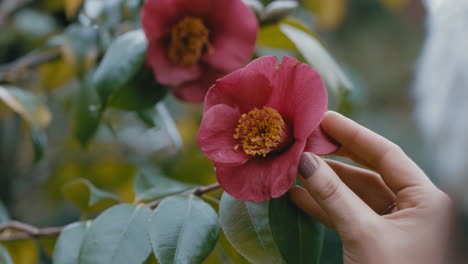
[233, 106, 288, 157]
[168, 16, 210, 66]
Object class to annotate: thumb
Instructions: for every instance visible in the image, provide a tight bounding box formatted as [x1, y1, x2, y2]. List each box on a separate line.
[298, 153, 377, 231]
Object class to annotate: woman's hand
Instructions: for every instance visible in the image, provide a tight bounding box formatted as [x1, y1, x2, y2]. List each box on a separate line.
[292, 111, 452, 264]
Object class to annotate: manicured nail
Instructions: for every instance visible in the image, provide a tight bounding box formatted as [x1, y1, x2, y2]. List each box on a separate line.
[299, 153, 319, 179]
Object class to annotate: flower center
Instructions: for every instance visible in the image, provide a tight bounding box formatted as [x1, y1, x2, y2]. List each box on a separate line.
[168, 16, 210, 66]
[233, 106, 290, 157]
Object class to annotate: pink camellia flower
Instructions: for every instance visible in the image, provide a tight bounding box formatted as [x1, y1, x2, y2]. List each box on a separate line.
[197, 56, 339, 202]
[141, 0, 258, 103]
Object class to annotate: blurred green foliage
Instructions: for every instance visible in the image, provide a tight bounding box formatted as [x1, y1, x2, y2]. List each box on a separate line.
[0, 0, 425, 263]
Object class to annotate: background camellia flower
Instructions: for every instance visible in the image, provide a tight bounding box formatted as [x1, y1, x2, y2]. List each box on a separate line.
[141, 0, 258, 103]
[197, 56, 339, 202]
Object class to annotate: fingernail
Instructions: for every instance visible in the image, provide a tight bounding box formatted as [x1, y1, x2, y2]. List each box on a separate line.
[299, 153, 319, 179]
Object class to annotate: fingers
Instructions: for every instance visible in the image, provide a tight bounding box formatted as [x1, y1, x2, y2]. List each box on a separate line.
[297, 153, 377, 231]
[291, 159, 395, 229]
[325, 159, 396, 214]
[321, 111, 433, 193]
[290, 186, 333, 228]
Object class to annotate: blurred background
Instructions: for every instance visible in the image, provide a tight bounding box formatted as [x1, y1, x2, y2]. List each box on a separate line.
[0, 0, 439, 263]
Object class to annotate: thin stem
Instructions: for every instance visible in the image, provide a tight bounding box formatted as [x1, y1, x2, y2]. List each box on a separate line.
[147, 182, 220, 208]
[0, 48, 61, 82]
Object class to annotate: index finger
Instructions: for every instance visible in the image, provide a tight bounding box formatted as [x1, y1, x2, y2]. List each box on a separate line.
[321, 111, 433, 193]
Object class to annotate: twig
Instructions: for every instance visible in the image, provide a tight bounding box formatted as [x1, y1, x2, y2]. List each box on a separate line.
[0, 222, 62, 241]
[0, 182, 221, 241]
[148, 182, 220, 208]
[0, 48, 62, 82]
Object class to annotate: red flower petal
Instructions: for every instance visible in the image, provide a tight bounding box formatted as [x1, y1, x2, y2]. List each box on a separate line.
[146, 41, 202, 86]
[142, 0, 181, 41]
[197, 104, 249, 166]
[204, 56, 277, 112]
[304, 126, 340, 155]
[267, 56, 328, 141]
[201, 0, 257, 73]
[173, 69, 223, 103]
[216, 140, 306, 203]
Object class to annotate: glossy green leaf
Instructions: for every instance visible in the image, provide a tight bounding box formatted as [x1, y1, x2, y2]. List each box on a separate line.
[0, 243, 13, 264]
[134, 167, 195, 202]
[93, 29, 148, 107]
[72, 77, 102, 147]
[52, 221, 91, 264]
[79, 204, 152, 264]
[269, 193, 324, 264]
[62, 178, 119, 214]
[149, 195, 220, 264]
[31, 127, 47, 163]
[261, 0, 298, 21]
[136, 108, 157, 128]
[108, 68, 168, 111]
[279, 23, 352, 94]
[219, 193, 284, 264]
[217, 231, 250, 264]
[0, 201, 10, 223]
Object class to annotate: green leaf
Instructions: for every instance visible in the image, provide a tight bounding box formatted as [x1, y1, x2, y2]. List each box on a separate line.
[217, 231, 250, 264]
[269, 192, 324, 264]
[279, 23, 352, 94]
[72, 77, 102, 146]
[0, 201, 10, 224]
[149, 195, 220, 264]
[134, 167, 195, 202]
[0, 243, 13, 264]
[219, 192, 284, 264]
[79, 204, 152, 264]
[52, 221, 91, 264]
[31, 127, 47, 163]
[261, 0, 298, 21]
[136, 108, 157, 128]
[93, 29, 148, 108]
[108, 68, 168, 111]
[62, 178, 119, 214]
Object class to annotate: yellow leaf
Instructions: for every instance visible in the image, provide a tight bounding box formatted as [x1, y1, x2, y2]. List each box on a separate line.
[2, 240, 39, 264]
[38, 58, 75, 90]
[258, 18, 319, 50]
[0, 101, 14, 120]
[39, 237, 57, 258]
[0, 86, 52, 129]
[65, 0, 84, 18]
[303, 0, 348, 31]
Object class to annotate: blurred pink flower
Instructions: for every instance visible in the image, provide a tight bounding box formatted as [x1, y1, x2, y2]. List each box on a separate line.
[142, 0, 258, 103]
[198, 56, 339, 202]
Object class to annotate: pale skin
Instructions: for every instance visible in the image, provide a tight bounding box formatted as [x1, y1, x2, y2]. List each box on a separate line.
[292, 111, 453, 264]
